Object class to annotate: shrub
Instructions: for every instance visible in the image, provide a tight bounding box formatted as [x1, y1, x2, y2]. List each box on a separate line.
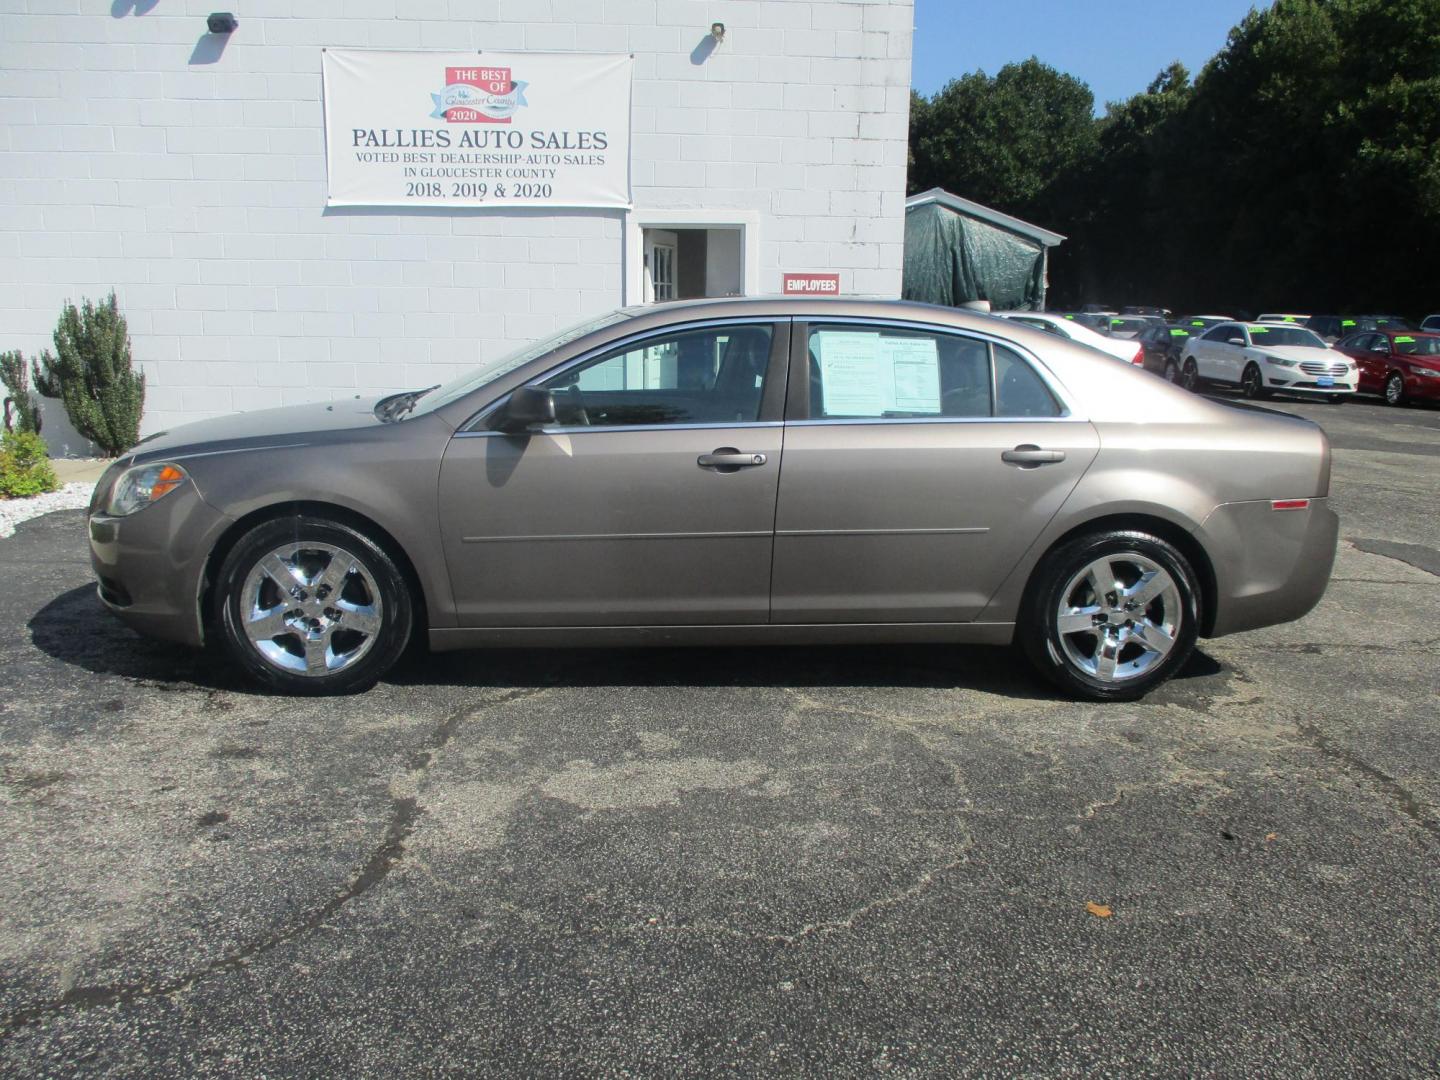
[1, 350, 42, 435]
[32, 292, 145, 457]
[0, 431, 59, 499]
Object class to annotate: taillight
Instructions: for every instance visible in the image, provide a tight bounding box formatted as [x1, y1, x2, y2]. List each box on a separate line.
[1132, 346, 1145, 366]
[1271, 499, 1310, 511]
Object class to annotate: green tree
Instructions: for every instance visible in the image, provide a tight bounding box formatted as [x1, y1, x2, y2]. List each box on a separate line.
[909, 58, 1098, 221]
[32, 292, 145, 457]
[1, 350, 42, 435]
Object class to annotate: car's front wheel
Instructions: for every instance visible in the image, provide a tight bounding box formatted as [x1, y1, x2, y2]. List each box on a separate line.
[213, 515, 414, 694]
[1181, 358, 1200, 392]
[1020, 530, 1201, 702]
[1385, 372, 1405, 406]
[1241, 362, 1268, 399]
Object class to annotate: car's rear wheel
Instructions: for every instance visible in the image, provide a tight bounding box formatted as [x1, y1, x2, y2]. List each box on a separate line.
[1181, 358, 1200, 391]
[214, 515, 413, 695]
[1163, 360, 1181, 384]
[1020, 530, 1201, 702]
[1385, 372, 1405, 406]
[1241, 362, 1268, 399]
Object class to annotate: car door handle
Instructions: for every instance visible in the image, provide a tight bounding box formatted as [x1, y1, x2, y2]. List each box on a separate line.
[1002, 445, 1066, 467]
[697, 449, 767, 470]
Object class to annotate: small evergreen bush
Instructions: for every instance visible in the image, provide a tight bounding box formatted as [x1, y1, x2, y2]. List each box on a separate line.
[1, 350, 42, 435]
[32, 292, 145, 457]
[0, 431, 59, 499]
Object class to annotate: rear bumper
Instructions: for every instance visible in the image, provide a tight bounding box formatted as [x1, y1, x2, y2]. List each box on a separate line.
[1198, 497, 1339, 637]
[88, 481, 233, 647]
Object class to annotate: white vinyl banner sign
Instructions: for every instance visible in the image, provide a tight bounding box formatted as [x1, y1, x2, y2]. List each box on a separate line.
[322, 50, 632, 209]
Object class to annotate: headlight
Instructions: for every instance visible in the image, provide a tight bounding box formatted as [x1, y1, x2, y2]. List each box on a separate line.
[104, 462, 189, 516]
[1415, 368, 1440, 378]
[1264, 356, 1297, 367]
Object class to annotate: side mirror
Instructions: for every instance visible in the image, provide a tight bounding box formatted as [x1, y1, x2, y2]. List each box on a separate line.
[1228, 337, 1245, 346]
[497, 385, 556, 433]
[1372, 344, 1391, 354]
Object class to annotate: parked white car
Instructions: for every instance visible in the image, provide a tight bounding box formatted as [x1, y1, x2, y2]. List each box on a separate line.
[997, 311, 1143, 366]
[1420, 314, 1440, 332]
[1257, 313, 1312, 324]
[1180, 321, 1356, 403]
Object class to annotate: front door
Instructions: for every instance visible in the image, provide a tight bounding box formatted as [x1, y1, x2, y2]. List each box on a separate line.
[438, 320, 788, 626]
[771, 321, 1099, 623]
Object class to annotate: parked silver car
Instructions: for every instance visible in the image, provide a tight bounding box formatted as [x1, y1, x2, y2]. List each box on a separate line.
[88, 298, 1339, 701]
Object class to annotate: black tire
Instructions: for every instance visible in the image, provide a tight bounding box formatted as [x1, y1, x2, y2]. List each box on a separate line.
[213, 515, 414, 695]
[1384, 372, 1405, 406]
[1241, 362, 1268, 399]
[1019, 529, 1202, 702]
[1181, 358, 1201, 392]
[1163, 360, 1181, 384]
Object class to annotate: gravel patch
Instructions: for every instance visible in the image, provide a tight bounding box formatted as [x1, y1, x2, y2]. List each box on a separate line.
[0, 482, 94, 539]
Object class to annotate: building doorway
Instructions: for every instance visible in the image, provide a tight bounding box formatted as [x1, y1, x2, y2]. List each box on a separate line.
[640, 226, 744, 302]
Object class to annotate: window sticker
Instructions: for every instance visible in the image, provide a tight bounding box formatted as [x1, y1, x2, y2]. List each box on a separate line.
[1251, 326, 1270, 334]
[1064, 314, 1076, 319]
[1342, 319, 1356, 327]
[1169, 329, 1189, 337]
[814, 332, 941, 416]
[1395, 335, 1416, 343]
[1191, 320, 1205, 327]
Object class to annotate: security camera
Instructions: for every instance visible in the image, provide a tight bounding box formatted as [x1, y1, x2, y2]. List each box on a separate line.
[207, 12, 238, 34]
[710, 22, 725, 42]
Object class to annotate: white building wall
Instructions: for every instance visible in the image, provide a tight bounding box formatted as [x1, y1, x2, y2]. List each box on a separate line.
[0, 0, 915, 436]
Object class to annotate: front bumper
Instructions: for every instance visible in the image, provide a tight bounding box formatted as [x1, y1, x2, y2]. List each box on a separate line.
[1198, 497, 1339, 637]
[1261, 373, 1356, 394]
[88, 477, 234, 647]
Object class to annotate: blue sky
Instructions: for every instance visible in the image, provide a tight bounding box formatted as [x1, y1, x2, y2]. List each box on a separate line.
[911, 0, 1268, 111]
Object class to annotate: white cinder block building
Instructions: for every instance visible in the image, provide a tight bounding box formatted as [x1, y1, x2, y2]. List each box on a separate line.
[1, 1, 915, 437]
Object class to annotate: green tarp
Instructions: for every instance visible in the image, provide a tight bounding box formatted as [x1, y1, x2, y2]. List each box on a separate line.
[902, 202, 1046, 311]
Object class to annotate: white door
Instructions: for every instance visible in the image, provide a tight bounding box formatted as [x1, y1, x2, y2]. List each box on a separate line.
[644, 230, 677, 302]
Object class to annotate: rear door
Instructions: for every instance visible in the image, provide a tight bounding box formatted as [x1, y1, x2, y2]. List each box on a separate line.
[437, 319, 788, 626]
[770, 320, 1099, 624]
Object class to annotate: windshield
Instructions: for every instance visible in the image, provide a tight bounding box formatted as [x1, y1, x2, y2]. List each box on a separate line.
[1247, 325, 1327, 348]
[409, 308, 634, 416]
[1393, 335, 1440, 356]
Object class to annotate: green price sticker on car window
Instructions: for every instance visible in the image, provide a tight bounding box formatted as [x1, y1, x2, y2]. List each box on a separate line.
[1342, 319, 1356, 326]
[1251, 326, 1269, 333]
[1064, 314, 1075, 319]
[1191, 320, 1205, 326]
[1283, 316, 1296, 322]
[1395, 335, 1416, 343]
[1170, 329, 1188, 336]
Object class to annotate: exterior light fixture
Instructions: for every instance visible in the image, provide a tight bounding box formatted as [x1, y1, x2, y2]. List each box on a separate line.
[206, 12, 238, 33]
[710, 22, 725, 42]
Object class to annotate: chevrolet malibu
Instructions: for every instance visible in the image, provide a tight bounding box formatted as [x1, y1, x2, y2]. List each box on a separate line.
[88, 298, 1339, 701]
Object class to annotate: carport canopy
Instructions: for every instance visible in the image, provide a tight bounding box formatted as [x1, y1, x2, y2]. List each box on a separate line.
[903, 188, 1066, 312]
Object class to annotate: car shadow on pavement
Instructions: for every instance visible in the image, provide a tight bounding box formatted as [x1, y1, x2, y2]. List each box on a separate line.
[27, 584, 1225, 701]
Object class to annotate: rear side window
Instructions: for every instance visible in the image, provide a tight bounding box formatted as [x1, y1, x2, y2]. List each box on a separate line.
[805, 325, 1060, 421]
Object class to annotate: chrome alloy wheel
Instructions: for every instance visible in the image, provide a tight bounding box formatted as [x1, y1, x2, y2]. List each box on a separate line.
[239, 542, 383, 677]
[1055, 552, 1181, 683]
[1385, 372, 1404, 405]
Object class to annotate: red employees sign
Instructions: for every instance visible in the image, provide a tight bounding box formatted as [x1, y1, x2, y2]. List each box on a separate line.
[783, 273, 841, 295]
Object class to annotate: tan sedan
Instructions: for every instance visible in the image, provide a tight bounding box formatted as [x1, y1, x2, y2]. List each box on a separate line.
[88, 298, 1338, 700]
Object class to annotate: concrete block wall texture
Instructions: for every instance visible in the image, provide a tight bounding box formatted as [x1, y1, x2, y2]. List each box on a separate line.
[0, 0, 915, 437]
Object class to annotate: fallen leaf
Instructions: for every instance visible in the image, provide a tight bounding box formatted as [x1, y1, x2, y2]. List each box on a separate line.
[1086, 902, 1113, 919]
[1265, 832, 1278, 842]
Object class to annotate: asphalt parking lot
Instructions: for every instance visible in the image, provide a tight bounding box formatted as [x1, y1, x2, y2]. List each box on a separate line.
[1, 394, 1437, 1076]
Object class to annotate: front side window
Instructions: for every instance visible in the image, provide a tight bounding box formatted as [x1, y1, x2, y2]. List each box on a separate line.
[540, 323, 774, 428]
[1202, 324, 1238, 342]
[806, 325, 1061, 421]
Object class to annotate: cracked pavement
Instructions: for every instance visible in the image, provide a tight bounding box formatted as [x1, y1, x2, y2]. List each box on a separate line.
[1, 396, 1437, 1076]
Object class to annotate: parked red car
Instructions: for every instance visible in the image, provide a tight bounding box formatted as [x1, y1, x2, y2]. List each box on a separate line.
[1332, 329, 1440, 405]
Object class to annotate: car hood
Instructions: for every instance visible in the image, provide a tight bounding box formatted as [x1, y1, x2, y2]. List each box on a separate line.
[127, 397, 388, 461]
[1256, 346, 1349, 365]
